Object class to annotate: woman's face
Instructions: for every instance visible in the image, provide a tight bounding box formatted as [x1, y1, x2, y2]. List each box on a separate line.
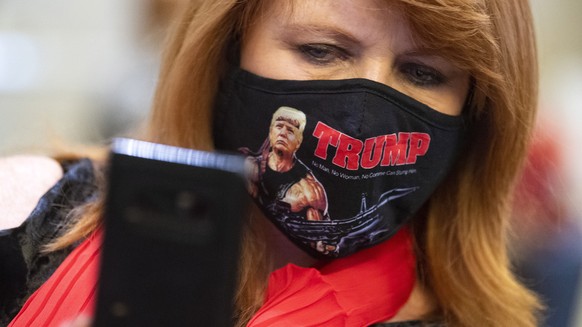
[240, 0, 470, 116]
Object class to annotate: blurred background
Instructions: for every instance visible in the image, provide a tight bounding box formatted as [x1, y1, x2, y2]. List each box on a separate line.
[0, 0, 179, 153]
[0, 0, 580, 326]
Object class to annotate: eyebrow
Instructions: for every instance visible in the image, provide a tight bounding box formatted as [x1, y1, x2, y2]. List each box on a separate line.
[279, 23, 363, 48]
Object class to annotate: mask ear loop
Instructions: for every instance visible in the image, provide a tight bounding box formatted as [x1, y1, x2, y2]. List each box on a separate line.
[463, 77, 476, 111]
[456, 77, 475, 154]
[462, 77, 476, 114]
[457, 77, 476, 132]
[225, 31, 242, 67]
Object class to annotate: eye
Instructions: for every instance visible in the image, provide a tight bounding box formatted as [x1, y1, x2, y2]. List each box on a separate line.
[399, 62, 446, 87]
[297, 44, 350, 65]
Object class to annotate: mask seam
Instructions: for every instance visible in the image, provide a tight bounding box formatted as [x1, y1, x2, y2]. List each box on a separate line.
[359, 95, 366, 135]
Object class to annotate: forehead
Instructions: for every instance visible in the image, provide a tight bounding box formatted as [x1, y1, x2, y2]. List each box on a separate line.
[253, 0, 416, 49]
[265, 0, 395, 19]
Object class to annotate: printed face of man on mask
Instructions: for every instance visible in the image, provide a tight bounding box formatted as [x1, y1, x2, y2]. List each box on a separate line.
[268, 108, 305, 160]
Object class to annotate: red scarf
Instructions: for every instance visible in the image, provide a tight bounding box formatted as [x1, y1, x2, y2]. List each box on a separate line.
[247, 226, 415, 326]
[10, 227, 414, 326]
[9, 229, 102, 326]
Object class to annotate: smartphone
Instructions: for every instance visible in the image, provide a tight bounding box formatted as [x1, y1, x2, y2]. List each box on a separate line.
[94, 139, 248, 327]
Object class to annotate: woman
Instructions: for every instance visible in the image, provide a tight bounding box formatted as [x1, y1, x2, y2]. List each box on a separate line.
[1, 0, 541, 326]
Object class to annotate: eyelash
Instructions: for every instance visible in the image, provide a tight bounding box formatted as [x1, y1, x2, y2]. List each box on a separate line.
[398, 62, 446, 87]
[297, 43, 350, 65]
[296, 43, 447, 87]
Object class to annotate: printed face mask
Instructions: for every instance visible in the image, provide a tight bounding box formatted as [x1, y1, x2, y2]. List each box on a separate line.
[213, 67, 466, 258]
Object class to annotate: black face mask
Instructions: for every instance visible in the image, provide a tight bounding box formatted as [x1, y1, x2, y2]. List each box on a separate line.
[213, 67, 466, 258]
